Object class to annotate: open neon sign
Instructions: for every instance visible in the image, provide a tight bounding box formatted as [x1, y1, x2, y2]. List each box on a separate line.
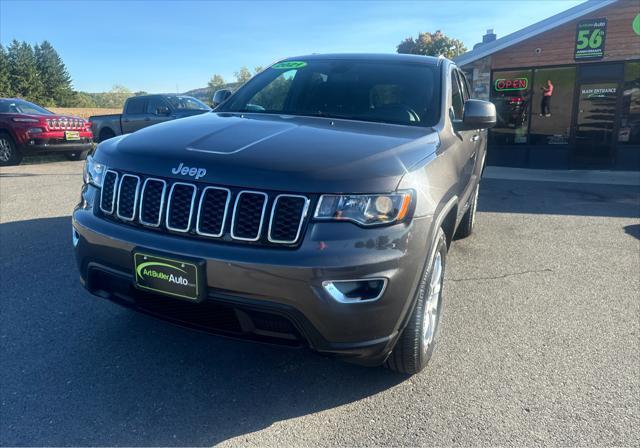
[494, 78, 529, 91]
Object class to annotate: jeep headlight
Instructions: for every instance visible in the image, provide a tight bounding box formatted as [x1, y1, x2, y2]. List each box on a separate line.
[314, 192, 413, 226]
[83, 155, 106, 188]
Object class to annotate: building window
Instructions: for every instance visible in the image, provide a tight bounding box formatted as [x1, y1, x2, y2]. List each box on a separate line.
[490, 70, 532, 144]
[529, 67, 576, 145]
[618, 61, 640, 145]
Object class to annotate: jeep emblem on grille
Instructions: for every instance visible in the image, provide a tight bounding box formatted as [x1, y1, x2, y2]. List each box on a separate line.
[171, 162, 207, 180]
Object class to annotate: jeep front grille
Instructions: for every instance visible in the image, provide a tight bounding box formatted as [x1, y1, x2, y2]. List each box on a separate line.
[99, 170, 311, 246]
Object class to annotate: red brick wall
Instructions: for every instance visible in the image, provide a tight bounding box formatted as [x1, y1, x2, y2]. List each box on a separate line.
[492, 1, 640, 69]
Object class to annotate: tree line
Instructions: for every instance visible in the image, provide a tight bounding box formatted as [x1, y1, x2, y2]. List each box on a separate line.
[0, 39, 139, 108]
[203, 31, 466, 100]
[206, 66, 263, 100]
[0, 40, 75, 107]
[0, 30, 466, 109]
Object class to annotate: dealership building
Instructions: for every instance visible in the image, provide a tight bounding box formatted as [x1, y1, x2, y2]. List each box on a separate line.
[455, 0, 640, 170]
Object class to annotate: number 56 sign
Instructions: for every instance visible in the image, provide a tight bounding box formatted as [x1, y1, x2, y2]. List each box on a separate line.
[575, 18, 607, 60]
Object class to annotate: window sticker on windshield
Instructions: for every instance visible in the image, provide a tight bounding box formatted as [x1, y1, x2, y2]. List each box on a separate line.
[272, 61, 307, 70]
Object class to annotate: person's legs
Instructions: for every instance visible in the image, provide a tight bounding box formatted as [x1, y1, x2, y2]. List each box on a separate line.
[546, 96, 551, 117]
[544, 96, 551, 116]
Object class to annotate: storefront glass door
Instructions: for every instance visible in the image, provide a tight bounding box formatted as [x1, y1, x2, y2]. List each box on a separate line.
[574, 82, 618, 165]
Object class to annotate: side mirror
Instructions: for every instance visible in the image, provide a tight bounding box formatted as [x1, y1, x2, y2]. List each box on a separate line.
[212, 89, 232, 107]
[455, 99, 496, 131]
[156, 106, 170, 116]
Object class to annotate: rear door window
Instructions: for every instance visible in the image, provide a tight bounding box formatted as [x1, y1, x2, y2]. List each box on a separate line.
[125, 97, 146, 114]
[146, 96, 167, 115]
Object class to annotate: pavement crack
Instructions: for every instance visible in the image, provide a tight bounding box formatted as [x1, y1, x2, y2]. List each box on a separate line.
[449, 268, 554, 282]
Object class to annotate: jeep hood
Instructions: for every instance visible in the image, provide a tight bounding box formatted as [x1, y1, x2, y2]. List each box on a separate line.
[96, 112, 439, 193]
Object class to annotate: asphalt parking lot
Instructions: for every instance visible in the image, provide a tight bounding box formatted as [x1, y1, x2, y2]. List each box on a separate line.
[1, 160, 639, 446]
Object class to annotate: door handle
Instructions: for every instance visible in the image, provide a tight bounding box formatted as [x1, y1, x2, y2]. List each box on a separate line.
[123, 119, 129, 123]
[144, 117, 151, 121]
[471, 134, 480, 142]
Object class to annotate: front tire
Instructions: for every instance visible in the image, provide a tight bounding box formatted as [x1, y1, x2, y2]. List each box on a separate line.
[385, 228, 447, 374]
[0, 132, 22, 166]
[454, 184, 479, 239]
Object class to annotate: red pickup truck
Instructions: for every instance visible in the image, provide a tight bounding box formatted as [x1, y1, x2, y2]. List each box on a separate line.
[0, 98, 94, 166]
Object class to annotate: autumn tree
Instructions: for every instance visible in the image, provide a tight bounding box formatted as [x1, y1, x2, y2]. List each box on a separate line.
[234, 66, 252, 84]
[397, 31, 466, 59]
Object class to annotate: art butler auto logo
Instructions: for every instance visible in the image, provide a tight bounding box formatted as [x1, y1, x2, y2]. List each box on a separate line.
[136, 260, 190, 285]
[134, 253, 199, 300]
[574, 18, 607, 60]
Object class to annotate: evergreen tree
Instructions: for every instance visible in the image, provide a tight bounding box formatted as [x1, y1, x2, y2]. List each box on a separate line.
[0, 44, 11, 97]
[7, 40, 44, 103]
[35, 40, 73, 106]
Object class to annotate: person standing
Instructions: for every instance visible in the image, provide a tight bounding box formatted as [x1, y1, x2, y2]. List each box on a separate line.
[540, 80, 554, 117]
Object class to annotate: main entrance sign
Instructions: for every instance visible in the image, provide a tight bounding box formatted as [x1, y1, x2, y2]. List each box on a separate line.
[574, 18, 607, 60]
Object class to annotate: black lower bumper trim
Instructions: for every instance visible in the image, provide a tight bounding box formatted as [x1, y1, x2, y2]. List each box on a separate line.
[21, 139, 93, 154]
[87, 265, 304, 347]
[84, 263, 395, 365]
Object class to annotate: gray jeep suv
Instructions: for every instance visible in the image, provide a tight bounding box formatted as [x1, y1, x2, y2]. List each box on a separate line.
[73, 54, 496, 374]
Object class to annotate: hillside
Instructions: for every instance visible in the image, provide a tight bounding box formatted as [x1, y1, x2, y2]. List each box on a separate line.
[183, 82, 241, 102]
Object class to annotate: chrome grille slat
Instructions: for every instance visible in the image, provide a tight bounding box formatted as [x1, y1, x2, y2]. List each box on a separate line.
[165, 182, 197, 232]
[139, 178, 167, 227]
[116, 174, 141, 221]
[268, 194, 310, 244]
[100, 170, 119, 214]
[230, 191, 268, 242]
[101, 170, 309, 245]
[196, 186, 231, 238]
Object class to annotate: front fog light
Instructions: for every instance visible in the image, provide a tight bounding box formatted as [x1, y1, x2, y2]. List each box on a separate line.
[83, 155, 106, 187]
[72, 227, 79, 247]
[322, 278, 388, 303]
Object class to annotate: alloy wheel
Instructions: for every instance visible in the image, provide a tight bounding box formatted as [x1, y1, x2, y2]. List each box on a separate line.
[423, 251, 442, 348]
[0, 137, 11, 162]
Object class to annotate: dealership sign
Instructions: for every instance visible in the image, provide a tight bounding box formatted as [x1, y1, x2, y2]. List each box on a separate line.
[494, 78, 528, 91]
[575, 18, 607, 60]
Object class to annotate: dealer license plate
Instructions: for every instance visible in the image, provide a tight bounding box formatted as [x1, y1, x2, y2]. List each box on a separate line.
[65, 131, 80, 141]
[133, 252, 201, 301]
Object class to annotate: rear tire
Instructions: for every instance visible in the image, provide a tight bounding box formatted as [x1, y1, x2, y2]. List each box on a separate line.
[385, 228, 447, 374]
[99, 128, 116, 142]
[0, 132, 22, 166]
[65, 150, 89, 161]
[454, 184, 479, 239]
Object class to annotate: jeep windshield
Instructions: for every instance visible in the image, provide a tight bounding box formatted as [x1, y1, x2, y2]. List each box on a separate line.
[219, 60, 441, 127]
[0, 99, 53, 115]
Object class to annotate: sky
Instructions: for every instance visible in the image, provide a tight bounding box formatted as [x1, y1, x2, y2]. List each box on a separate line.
[0, 0, 585, 93]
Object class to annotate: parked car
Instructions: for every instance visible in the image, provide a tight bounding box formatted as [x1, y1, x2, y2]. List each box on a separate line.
[90, 94, 211, 142]
[73, 54, 496, 374]
[0, 98, 93, 166]
[494, 96, 529, 129]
